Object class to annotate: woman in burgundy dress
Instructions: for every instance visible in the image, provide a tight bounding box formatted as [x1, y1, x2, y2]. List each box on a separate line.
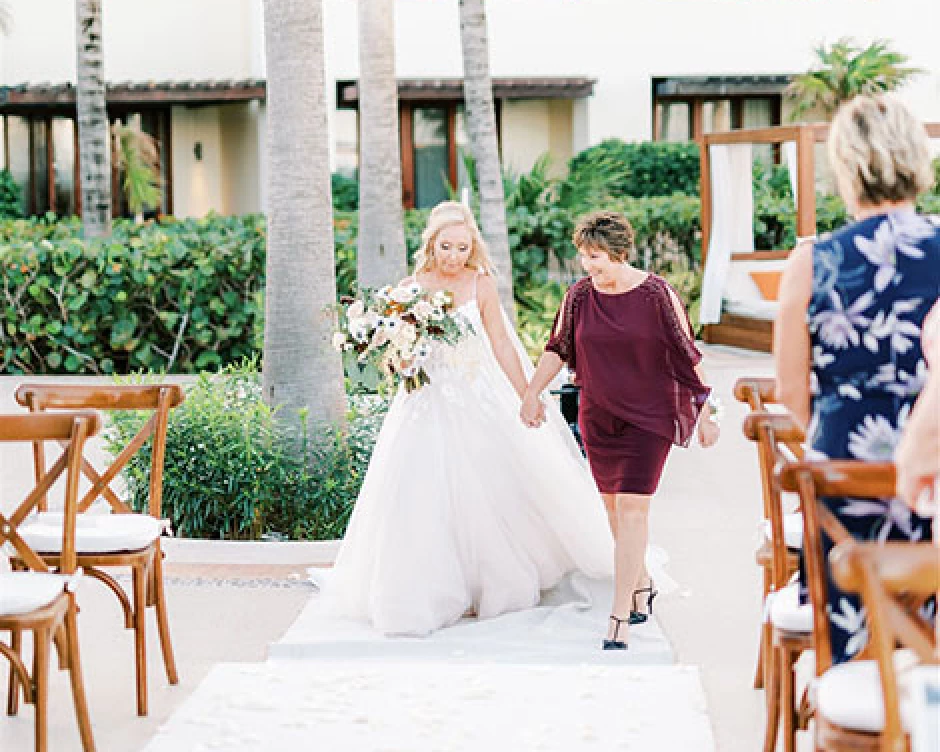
[521, 211, 719, 649]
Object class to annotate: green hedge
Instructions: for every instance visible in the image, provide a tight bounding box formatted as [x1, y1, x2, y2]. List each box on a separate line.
[560, 139, 700, 208]
[1, 214, 265, 374]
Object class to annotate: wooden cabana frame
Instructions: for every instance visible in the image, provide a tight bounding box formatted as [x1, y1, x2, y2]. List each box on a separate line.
[698, 121, 940, 351]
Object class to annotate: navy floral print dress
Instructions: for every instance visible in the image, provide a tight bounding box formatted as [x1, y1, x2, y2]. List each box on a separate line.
[808, 209, 939, 664]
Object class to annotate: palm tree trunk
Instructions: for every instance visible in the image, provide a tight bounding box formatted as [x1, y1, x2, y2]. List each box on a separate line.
[262, 0, 346, 433]
[458, 0, 514, 315]
[75, 0, 112, 238]
[357, 0, 407, 290]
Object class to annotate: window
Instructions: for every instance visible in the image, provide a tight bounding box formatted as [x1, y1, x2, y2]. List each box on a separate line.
[399, 102, 494, 210]
[652, 76, 785, 144]
[0, 107, 171, 218]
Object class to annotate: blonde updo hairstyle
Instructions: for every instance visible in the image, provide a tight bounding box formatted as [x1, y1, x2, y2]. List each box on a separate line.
[828, 94, 934, 208]
[572, 211, 637, 263]
[413, 201, 495, 275]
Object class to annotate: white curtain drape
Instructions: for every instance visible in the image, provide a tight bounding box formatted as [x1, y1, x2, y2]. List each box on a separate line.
[783, 141, 798, 208]
[699, 143, 754, 325]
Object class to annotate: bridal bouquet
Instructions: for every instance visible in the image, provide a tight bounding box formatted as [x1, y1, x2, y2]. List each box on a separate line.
[333, 282, 470, 393]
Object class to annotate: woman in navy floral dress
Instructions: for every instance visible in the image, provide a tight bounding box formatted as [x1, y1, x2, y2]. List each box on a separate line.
[776, 94, 939, 664]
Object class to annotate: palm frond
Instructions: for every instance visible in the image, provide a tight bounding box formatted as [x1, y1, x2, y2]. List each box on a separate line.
[786, 38, 923, 122]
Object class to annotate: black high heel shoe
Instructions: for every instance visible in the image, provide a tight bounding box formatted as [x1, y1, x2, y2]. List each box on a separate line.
[602, 615, 629, 650]
[629, 579, 659, 625]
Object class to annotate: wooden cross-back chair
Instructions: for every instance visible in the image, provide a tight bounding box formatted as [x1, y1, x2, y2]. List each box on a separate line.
[742, 410, 813, 752]
[1, 412, 99, 752]
[779, 460, 901, 752]
[830, 541, 938, 752]
[735, 376, 805, 691]
[14, 384, 184, 717]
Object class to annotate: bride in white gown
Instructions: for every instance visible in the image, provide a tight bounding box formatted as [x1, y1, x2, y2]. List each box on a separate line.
[322, 202, 614, 636]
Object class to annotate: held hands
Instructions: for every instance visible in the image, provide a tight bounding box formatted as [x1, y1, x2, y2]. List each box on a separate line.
[520, 391, 547, 428]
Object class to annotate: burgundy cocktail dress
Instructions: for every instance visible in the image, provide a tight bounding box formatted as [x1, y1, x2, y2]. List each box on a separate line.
[546, 274, 710, 494]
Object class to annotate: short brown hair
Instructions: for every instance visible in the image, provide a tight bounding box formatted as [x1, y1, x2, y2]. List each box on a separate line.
[828, 94, 934, 206]
[572, 211, 636, 262]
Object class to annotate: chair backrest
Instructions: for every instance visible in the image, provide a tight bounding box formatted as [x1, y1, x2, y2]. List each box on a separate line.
[15, 384, 184, 518]
[0, 412, 99, 574]
[734, 376, 777, 413]
[742, 410, 806, 589]
[830, 541, 938, 752]
[778, 459, 890, 674]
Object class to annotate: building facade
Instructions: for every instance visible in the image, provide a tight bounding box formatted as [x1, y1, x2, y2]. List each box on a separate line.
[1, 0, 937, 218]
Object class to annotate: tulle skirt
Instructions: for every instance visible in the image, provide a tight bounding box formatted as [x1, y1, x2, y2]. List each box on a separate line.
[321, 320, 616, 636]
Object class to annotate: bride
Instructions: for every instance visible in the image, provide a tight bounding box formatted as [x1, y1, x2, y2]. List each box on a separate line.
[322, 201, 614, 636]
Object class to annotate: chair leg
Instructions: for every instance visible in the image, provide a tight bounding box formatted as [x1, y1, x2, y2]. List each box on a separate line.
[132, 563, 149, 716]
[53, 624, 68, 671]
[64, 603, 96, 752]
[152, 550, 179, 685]
[762, 645, 781, 752]
[33, 627, 50, 752]
[7, 627, 21, 716]
[755, 570, 770, 690]
[781, 646, 797, 752]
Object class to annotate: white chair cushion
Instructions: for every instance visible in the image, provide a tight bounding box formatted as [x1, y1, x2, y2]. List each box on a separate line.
[20, 512, 164, 554]
[816, 655, 918, 733]
[761, 512, 803, 549]
[0, 572, 69, 616]
[768, 582, 813, 633]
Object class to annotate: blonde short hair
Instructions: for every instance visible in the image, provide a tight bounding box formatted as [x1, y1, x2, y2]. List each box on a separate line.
[413, 201, 495, 275]
[572, 211, 636, 262]
[828, 94, 934, 206]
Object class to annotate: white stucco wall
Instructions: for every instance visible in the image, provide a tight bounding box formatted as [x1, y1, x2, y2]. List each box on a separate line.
[501, 99, 573, 177]
[0, 0, 264, 83]
[219, 102, 263, 216]
[171, 106, 223, 218]
[2, 0, 938, 211]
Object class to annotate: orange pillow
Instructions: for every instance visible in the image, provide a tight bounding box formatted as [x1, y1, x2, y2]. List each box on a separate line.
[749, 270, 782, 301]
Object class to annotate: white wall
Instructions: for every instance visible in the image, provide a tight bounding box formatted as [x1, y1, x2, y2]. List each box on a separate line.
[501, 99, 573, 176]
[1, 0, 264, 83]
[220, 102, 263, 215]
[318, 0, 940, 144]
[3, 0, 938, 205]
[171, 106, 223, 218]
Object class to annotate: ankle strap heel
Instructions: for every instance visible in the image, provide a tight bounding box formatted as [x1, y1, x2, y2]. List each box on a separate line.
[602, 615, 629, 650]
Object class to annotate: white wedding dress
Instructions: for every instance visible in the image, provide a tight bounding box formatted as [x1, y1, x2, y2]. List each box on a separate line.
[321, 290, 616, 636]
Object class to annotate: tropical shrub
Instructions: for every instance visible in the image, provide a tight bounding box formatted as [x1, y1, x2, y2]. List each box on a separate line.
[560, 139, 700, 208]
[331, 172, 360, 212]
[0, 214, 265, 374]
[0, 169, 23, 219]
[106, 360, 386, 540]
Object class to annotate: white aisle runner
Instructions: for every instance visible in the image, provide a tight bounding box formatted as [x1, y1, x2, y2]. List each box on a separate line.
[144, 576, 716, 751]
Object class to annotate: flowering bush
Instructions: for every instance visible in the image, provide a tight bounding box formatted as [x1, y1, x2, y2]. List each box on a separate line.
[334, 282, 470, 394]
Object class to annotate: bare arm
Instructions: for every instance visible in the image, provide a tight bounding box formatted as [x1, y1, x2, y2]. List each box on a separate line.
[774, 242, 814, 429]
[895, 369, 940, 508]
[477, 275, 528, 399]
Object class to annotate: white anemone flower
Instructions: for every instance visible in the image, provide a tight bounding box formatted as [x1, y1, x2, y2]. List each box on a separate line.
[390, 285, 416, 304]
[332, 332, 347, 351]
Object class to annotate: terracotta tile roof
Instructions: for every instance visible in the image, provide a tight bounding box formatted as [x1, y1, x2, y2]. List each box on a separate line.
[337, 76, 597, 107]
[0, 79, 266, 107]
